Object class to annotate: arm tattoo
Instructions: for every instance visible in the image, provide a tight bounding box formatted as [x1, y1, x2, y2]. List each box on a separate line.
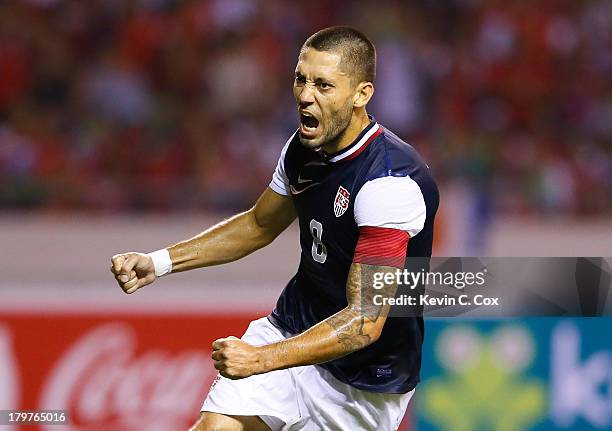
[324, 263, 399, 354]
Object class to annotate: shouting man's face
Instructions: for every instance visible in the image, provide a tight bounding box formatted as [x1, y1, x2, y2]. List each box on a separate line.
[293, 48, 357, 150]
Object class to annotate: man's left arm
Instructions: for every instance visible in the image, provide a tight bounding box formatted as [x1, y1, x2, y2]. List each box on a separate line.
[211, 261, 398, 379]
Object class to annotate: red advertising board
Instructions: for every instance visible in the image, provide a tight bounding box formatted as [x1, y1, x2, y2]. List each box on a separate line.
[0, 309, 412, 430]
[0, 312, 257, 430]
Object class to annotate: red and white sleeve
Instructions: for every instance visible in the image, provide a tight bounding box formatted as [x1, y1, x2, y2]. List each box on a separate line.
[353, 176, 426, 267]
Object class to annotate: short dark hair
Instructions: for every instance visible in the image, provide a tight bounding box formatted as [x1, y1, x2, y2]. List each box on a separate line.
[303, 26, 376, 84]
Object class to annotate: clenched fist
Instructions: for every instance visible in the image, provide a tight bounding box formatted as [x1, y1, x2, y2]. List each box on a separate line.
[211, 336, 265, 380]
[110, 252, 156, 294]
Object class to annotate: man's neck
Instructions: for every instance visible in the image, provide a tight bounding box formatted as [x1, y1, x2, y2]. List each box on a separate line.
[322, 110, 370, 155]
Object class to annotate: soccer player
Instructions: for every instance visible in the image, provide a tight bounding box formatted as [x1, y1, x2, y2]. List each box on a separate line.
[110, 26, 438, 431]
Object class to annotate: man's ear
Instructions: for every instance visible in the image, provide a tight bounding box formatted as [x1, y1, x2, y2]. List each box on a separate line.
[353, 82, 374, 108]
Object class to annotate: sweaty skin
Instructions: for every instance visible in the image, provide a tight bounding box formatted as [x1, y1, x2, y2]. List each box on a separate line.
[293, 48, 373, 153]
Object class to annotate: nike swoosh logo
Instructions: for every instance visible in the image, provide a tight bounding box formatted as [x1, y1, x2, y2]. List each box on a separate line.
[303, 160, 328, 167]
[297, 175, 312, 184]
[290, 182, 320, 195]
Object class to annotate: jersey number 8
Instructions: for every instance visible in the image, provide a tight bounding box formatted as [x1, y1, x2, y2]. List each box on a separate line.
[309, 219, 327, 264]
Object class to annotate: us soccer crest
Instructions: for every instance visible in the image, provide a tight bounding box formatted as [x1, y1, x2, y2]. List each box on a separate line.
[334, 185, 350, 217]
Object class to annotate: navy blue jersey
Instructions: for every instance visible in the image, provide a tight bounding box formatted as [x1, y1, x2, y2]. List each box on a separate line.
[268, 119, 439, 394]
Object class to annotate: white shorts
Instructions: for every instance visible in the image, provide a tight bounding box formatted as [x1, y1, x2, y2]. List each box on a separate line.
[201, 317, 414, 431]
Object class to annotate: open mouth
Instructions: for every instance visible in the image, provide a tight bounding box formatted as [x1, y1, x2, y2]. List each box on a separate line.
[300, 112, 320, 136]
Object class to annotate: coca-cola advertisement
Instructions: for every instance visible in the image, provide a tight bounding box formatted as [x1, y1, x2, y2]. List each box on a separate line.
[0, 312, 256, 430]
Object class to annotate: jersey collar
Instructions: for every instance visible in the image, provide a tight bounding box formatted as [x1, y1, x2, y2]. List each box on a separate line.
[320, 118, 382, 163]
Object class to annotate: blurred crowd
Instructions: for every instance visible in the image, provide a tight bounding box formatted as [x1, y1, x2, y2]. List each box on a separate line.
[0, 0, 610, 215]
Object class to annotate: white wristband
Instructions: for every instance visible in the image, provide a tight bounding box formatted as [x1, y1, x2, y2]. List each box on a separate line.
[147, 249, 172, 277]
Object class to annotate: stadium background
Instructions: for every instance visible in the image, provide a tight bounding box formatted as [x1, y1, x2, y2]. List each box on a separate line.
[1, 0, 611, 430]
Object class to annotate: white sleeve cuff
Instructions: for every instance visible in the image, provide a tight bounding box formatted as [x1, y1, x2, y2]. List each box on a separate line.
[147, 248, 172, 277]
[269, 181, 291, 196]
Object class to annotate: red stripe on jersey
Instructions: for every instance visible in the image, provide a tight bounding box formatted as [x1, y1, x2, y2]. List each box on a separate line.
[344, 126, 383, 161]
[353, 226, 409, 268]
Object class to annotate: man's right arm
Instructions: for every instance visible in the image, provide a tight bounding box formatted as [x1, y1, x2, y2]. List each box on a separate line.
[110, 188, 296, 293]
[170, 187, 296, 271]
